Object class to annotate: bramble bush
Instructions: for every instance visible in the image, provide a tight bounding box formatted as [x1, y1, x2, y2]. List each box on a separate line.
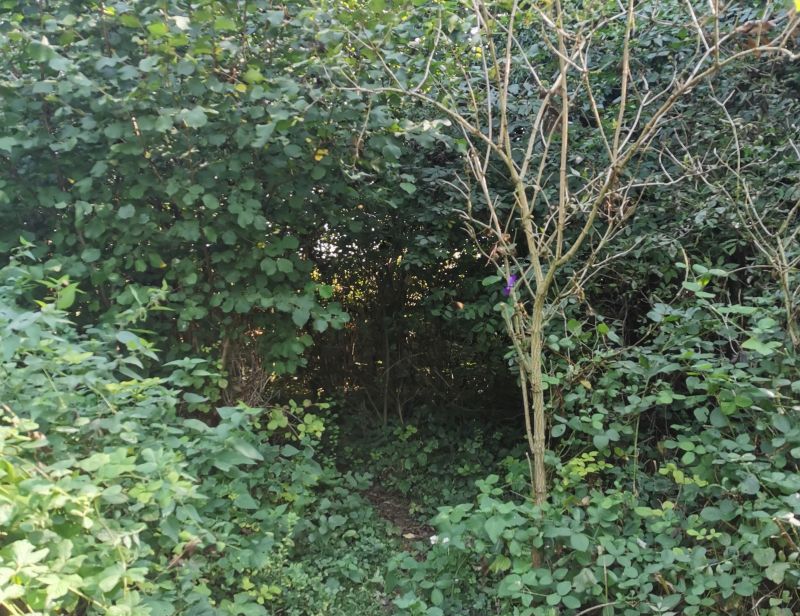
[0, 252, 395, 615]
[385, 285, 800, 615]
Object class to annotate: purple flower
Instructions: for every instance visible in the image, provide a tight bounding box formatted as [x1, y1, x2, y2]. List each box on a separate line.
[502, 274, 518, 297]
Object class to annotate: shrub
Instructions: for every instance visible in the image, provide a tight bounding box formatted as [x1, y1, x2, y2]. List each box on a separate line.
[0, 252, 392, 615]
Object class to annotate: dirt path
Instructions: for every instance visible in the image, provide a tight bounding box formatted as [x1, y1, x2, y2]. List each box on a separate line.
[363, 486, 435, 551]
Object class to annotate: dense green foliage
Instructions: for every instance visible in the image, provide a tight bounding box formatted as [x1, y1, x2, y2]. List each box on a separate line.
[0, 251, 398, 614]
[1, 0, 799, 614]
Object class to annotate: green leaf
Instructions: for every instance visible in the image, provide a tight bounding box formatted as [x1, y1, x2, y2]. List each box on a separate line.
[570, 533, 590, 552]
[119, 14, 141, 28]
[81, 248, 101, 263]
[292, 308, 310, 327]
[765, 563, 791, 584]
[484, 516, 506, 543]
[49, 55, 71, 71]
[147, 22, 169, 37]
[214, 17, 237, 31]
[739, 474, 760, 495]
[252, 123, 276, 148]
[116, 331, 141, 346]
[97, 564, 124, 592]
[231, 438, 264, 462]
[497, 574, 523, 598]
[266, 10, 284, 26]
[284, 143, 303, 158]
[281, 444, 300, 457]
[138, 55, 160, 72]
[118, 204, 135, 219]
[733, 578, 755, 597]
[772, 413, 791, 433]
[260, 258, 276, 275]
[202, 194, 219, 210]
[243, 68, 264, 84]
[318, 284, 334, 299]
[752, 547, 775, 567]
[741, 337, 774, 356]
[183, 106, 208, 128]
[45, 576, 72, 600]
[141, 600, 175, 616]
[183, 392, 208, 404]
[700, 506, 722, 522]
[55, 283, 78, 310]
[184, 418, 209, 432]
[399, 182, 416, 194]
[0, 137, 18, 152]
[11, 540, 49, 567]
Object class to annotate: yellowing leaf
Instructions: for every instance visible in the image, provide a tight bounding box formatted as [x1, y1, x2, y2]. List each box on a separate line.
[314, 148, 329, 161]
[242, 68, 264, 84]
[147, 22, 169, 37]
[55, 283, 78, 310]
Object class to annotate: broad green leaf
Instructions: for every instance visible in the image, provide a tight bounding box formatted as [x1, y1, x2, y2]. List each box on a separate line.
[570, 533, 590, 552]
[484, 516, 506, 543]
[55, 283, 78, 309]
[81, 248, 101, 263]
[739, 474, 760, 495]
[147, 22, 169, 37]
[183, 106, 208, 128]
[12, 540, 49, 567]
[752, 547, 775, 567]
[97, 564, 124, 592]
[0, 137, 18, 152]
[214, 17, 237, 31]
[266, 10, 284, 26]
[292, 308, 310, 327]
[243, 68, 264, 84]
[741, 337, 774, 356]
[765, 562, 791, 583]
[231, 438, 264, 461]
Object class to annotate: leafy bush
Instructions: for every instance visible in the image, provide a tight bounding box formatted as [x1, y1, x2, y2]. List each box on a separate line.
[385, 293, 800, 615]
[0, 253, 394, 615]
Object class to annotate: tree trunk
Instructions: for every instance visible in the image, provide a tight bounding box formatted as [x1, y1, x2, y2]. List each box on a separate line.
[529, 295, 548, 504]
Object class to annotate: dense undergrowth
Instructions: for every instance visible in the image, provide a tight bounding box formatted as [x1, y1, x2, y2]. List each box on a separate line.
[3, 252, 800, 615]
[381, 297, 800, 615]
[0, 254, 397, 615]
